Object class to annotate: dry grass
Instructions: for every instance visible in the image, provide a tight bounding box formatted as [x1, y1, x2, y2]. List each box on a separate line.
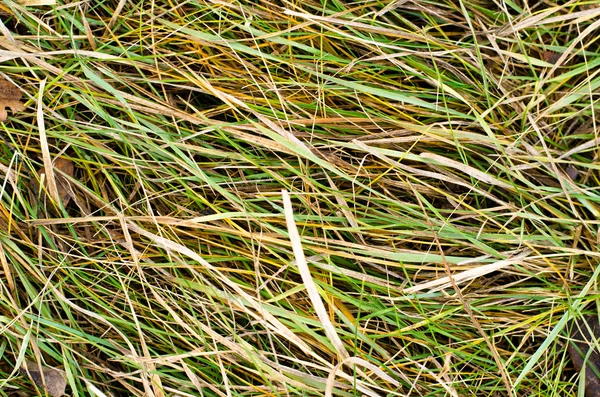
[0, 0, 599, 396]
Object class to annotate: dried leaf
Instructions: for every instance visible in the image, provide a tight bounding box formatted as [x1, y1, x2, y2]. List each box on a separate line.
[0, 79, 25, 121]
[543, 51, 562, 64]
[566, 164, 579, 180]
[22, 361, 67, 397]
[53, 157, 75, 204]
[567, 315, 600, 397]
[31, 157, 76, 206]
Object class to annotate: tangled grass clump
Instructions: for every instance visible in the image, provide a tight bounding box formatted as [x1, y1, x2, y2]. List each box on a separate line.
[0, 1, 599, 396]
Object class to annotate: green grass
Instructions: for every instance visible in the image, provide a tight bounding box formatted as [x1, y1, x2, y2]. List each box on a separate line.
[0, 0, 599, 396]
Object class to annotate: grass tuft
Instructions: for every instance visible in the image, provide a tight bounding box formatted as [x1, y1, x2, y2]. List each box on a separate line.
[1, 0, 599, 396]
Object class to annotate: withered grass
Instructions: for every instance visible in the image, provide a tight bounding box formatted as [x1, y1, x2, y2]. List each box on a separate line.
[0, 1, 599, 396]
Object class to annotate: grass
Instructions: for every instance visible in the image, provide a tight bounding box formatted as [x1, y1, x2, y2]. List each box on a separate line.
[0, 0, 599, 396]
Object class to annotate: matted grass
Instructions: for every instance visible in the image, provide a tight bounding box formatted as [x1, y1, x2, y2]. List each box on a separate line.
[0, 0, 599, 396]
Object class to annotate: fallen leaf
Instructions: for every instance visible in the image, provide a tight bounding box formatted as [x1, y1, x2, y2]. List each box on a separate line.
[566, 164, 579, 180]
[30, 157, 76, 206]
[543, 51, 562, 65]
[0, 78, 25, 121]
[567, 315, 600, 397]
[52, 157, 76, 204]
[22, 361, 67, 397]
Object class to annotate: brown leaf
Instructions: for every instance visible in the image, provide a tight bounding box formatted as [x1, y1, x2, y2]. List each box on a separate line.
[53, 157, 75, 204]
[0, 78, 25, 121]
[566, 164, 579, 180]
[543, 51, 562, 65]
[22, 361, 67, 397]
[567, 315, 600, 397]
[31, 157, 76, 206]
